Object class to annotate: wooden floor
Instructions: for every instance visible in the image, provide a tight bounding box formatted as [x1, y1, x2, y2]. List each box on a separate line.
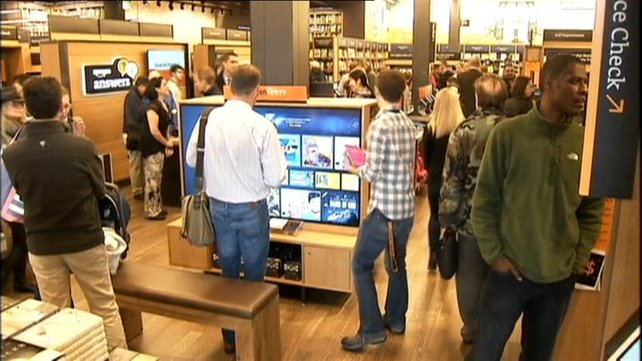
[64, 186, 521, 360]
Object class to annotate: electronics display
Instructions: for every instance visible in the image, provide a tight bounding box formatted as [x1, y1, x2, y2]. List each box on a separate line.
[180, 104, 363, 227]
[146, 49, 186, 77]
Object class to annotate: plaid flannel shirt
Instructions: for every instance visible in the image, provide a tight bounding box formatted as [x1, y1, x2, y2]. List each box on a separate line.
[358, 107, 416, 220]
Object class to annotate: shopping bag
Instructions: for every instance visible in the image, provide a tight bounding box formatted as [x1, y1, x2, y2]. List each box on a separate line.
[437, 226, 458, 279]
[1, 187, 24, 224]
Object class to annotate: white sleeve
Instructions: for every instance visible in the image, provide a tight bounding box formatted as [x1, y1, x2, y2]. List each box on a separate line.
[261, 125, 288, 188]
[185, 119, 199, 168]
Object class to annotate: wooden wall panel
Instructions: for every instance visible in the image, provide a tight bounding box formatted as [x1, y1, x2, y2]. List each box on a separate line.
[58, 41, 187, 182]
[39, 43, 61, 78]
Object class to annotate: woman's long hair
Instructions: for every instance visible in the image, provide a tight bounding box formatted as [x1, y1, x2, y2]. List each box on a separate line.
[428, 87, 465, 138]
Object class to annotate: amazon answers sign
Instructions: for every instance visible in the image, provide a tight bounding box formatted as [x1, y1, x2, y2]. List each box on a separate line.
[580, 0, 639, 198]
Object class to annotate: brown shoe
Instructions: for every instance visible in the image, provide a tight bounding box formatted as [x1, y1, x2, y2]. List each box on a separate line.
[223, 341, 236, 354]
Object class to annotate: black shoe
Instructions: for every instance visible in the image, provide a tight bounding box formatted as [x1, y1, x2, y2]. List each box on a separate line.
[144, 214, 166, 221]
[340, 334, 386, 352]
[223, 342, 236, 354]
[133, 193, 144, 200]
[159, 209, 168, 216]
[14, 282, 37, 294]
[384, 322, 405, 335]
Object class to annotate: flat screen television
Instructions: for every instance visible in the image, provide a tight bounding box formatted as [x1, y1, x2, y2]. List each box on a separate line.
[179, 103, 364, 227]
[146, 49, 186, 75]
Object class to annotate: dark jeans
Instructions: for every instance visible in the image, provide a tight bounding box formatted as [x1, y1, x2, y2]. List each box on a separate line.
[210, 197, 270, 346]
[1, 222, 29, 288]
[455, 233, 489, 342]
[427, 189, 440, 259]
[352, 208, 414, 339]
[470, 271, 575, 361]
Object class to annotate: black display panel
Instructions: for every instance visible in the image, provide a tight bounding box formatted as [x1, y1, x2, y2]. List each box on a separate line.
[180, 104, 364, 227]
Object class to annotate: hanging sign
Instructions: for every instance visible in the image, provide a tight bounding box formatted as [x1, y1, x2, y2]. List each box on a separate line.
[580, 0, 639, 198]
[223, 85, 308, 103]
[83, 58, 139, 95]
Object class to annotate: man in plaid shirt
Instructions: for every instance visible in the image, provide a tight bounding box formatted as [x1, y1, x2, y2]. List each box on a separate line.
[341, 70, 417, 352]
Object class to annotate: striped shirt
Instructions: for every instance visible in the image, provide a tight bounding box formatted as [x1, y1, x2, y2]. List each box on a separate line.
[358, 107, 416, 220]
[186, 100, 287, 203]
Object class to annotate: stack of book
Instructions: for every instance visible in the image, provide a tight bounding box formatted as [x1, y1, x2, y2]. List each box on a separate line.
[1, 299, 59, 340]
[13, 307, 108, 361]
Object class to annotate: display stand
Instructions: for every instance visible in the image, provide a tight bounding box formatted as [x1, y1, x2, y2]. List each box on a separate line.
[175, 96, 377, 296]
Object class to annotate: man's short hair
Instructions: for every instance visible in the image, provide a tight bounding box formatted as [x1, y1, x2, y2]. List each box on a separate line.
[474, 74, 508, 108]
[134, 75, 149, 88]
[220, 51, 238, 63]
[197, 66, 216, 85]
[541, 54, 584, 92]
[231, 64, 261, 96]
[23, 76, 62, 119]
[169, 64, 184, 73]
[375, 70, 406, 103]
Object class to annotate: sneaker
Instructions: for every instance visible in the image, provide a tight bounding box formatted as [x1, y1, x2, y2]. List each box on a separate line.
[384, 322, 405, 335]
[144, 214, 166, 221]
[340, 334, 386, 352]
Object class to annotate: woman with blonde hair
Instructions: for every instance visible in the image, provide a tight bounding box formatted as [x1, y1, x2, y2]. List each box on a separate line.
[422, 87, 465, 270]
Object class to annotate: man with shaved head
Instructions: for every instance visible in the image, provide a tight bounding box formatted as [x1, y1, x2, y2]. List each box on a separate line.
[439, 74, 507, 346]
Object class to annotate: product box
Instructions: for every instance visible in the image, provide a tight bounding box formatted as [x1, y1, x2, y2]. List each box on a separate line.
[265, 257, 283, 278]
[284, 261, 302, 281]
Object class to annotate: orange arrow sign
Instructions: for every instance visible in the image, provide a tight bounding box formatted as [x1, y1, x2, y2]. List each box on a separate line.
[606, 94, 624, 113]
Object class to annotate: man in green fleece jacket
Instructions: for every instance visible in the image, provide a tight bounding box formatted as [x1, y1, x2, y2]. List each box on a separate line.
[469, 54, 604, 361]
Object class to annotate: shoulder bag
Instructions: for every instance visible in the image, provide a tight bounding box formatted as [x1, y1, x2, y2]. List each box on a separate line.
[180, 107, 216, 248]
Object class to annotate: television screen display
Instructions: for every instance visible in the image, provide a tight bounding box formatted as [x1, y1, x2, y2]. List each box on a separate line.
[180, 104, 364, 227]
[147, 49, 186, 77]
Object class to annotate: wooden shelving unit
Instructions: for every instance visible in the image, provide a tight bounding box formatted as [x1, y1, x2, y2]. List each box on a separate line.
[309, 10, 343, 39]
[310, 36, 389, 82]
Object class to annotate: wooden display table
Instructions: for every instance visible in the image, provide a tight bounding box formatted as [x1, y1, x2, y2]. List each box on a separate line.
[167, 218, 356, 293]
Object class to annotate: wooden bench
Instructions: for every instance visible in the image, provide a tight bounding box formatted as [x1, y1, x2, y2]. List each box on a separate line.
[111, 262, 281, 361]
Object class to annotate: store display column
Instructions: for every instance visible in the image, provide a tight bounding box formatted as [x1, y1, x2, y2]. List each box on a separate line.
[250, 1, 310, 86]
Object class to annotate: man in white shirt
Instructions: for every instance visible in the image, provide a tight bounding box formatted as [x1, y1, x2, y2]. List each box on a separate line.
[185, 64, 287, 355]
[167, 64, 184, 103]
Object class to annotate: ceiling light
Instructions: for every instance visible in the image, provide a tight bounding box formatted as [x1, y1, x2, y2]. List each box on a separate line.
[180, 2, 185, 10]
[210, 7, 215, 15]
[201, 6, 205, 13]
[191, 3, 195, 11]
[156, 1, 162, 7]
[169, 1, 174, 10]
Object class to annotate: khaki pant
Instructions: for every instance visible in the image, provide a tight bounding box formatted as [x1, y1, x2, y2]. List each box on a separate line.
[128, 150, 144, 196]
[29, 245, 128, 350]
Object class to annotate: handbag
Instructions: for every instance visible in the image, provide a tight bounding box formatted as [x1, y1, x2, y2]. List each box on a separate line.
[180, 107, 216, 248]
[437, 226, 458, 279]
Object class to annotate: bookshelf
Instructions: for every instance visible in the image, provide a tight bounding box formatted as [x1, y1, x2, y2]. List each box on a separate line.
[310, 36, 389, 82]
[309, 10, 343, 39]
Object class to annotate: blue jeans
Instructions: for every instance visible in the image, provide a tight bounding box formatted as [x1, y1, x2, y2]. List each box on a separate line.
[210, 197, 270, 345]
[352, 208, 414, 340]
[470, 271, 575, 361]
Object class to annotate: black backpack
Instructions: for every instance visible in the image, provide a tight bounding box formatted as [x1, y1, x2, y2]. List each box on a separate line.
[99, 182, 131, 259]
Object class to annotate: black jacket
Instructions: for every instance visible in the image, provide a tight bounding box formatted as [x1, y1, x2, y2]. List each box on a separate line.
[503, 97, 533, 118]
[457, 68, 483, 118]
[123, 87, 147, 149]
[2, 121, 105, 255]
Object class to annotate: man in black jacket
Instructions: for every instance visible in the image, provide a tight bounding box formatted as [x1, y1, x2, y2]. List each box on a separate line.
[122, 75, 149, 200]
[3, 76, 127, 351]
[457, 57, 483, 117]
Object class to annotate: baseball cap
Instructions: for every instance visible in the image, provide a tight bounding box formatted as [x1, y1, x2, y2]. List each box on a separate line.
[1, 87, 23, 104]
